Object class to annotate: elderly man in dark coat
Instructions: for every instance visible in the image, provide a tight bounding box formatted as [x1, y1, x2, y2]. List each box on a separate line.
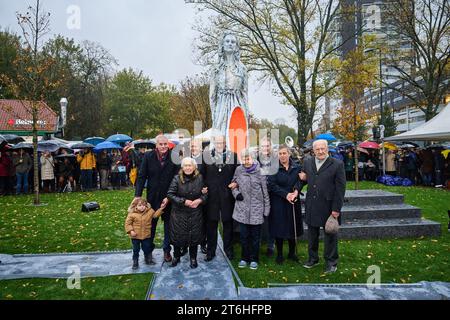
[300, 139, 346, 273]
[134, 135, 179, 263]
[204, 135, 238, 261]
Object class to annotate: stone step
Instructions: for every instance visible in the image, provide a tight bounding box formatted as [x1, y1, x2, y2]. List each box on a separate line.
[343, 190, 405, 206]
[300, 218, 441, 240]
[301, 190, 405, 206]
[340, 204, 422, 221]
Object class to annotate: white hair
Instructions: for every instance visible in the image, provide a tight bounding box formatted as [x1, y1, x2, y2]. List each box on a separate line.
[181, 157, 197, 169]
[155, 134, 168, 143]
[313, 139, 329, 149]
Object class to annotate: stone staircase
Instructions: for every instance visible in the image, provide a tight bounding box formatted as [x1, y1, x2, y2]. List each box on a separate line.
[301, 190, 441, 239]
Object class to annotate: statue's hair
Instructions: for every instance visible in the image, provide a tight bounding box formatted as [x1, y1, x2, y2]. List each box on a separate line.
[215, 31, 246, 77]
[218, 30, 241, 62]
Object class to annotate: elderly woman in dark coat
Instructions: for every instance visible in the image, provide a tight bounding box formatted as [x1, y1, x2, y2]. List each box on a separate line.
[167, 157, 207, 269]
[267, 145, 303, 264]
[231, 149, 270, 270]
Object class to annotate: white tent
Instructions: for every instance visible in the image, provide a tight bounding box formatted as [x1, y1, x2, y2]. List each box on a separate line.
[193, 128, 223, 141]
[386, 103, 450, 141]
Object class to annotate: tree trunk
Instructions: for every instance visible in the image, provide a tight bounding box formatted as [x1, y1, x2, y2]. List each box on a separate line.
[32, 104, 40, 205]
[354, 145, 359, 190]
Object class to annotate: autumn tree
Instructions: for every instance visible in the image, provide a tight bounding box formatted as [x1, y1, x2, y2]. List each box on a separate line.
[0, 0, 58, 205]
[332, 44, 377, 189]
[170, 74, 212, 134]
[383, 0, 450, 120]
[191, 0, 355, 145]
[102, 69, 175, 138]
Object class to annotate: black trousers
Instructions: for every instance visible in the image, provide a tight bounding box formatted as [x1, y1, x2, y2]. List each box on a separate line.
[174, 245, 198, 260]
[307, 225, 339, 267]
[206, 219, 234, 257]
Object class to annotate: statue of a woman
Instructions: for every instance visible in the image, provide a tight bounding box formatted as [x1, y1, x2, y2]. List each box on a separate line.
[210, 31, 248, 136]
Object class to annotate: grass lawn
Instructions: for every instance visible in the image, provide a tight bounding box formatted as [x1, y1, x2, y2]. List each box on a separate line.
[234, 181, 450, 287]
[0, 274, 152, 300]
[0, 182, 449, 298]
[0, 188, 159, 300]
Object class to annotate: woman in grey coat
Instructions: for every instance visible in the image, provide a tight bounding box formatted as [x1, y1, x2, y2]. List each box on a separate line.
[231, 149, 270, 270]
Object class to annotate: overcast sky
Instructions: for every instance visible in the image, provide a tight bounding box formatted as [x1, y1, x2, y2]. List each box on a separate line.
[0, 0, 299, 130]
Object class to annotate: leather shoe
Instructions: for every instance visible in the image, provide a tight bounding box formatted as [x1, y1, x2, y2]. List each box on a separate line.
[190, 259, 198, 269]
[164, 252, 173, 263]
[276, 256, 284, 265]
[204, 254, 215, 262]
[201, 245, 208, 254]
[170, 257, 180, 267]
[144, 254, 155, 265]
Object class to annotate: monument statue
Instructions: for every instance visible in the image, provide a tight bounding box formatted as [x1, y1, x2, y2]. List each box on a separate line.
[209, 31, 249, 137]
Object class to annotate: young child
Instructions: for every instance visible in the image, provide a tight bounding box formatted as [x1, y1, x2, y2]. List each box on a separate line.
[125, 198, 165, 270]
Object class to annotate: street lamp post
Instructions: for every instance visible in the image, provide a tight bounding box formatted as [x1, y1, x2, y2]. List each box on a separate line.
[59, 98, 68, 137]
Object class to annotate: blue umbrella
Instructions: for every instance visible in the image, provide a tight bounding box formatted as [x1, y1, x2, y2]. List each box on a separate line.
[106, 134, 132, 145]
[84, 137, 106, 146]
[94, 141, 122, 152]
[315, 133, 337, 141]
[303, 139, 315, 148]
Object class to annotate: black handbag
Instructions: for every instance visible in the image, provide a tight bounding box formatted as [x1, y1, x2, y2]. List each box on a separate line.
[81, 202, 100, 212]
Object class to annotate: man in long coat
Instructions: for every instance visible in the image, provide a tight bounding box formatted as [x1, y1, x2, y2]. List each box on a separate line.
[134, 135, 179, 263]
[204, 135, 238, 261]
[300, 139, 346, 273]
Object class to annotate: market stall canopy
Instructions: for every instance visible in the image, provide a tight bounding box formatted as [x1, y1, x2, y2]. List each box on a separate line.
[385, 103, 450, 141]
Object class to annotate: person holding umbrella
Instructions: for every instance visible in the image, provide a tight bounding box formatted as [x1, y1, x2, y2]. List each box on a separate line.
[40, 151, 55, 193]
[13, 147, 32, 195]
[77, 147, 96, 191]
[267, 144, 303, 265]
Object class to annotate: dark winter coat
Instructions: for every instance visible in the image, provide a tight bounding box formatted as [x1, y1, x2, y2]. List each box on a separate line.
[302, 156, 346, 227]
[135, 150, 179, 220]
[167, 172, 207, 247]
[267, 159, 303, 239]
[204, 149, 238, 222]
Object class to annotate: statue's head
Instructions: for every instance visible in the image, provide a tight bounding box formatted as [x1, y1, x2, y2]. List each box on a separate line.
[218, 31, 240, 62]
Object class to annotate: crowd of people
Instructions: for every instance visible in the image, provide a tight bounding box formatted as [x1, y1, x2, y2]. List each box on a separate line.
[126, 135, 346, 274]
[0, 144, 147, 195]
[305, 145, 450, 187]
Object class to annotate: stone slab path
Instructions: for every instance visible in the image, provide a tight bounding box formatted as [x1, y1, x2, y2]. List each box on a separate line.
[0, 250, 163, 280]
[147, 245, 238, 300]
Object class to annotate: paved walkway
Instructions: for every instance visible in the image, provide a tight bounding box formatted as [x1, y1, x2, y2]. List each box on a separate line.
[1, 246, 449, 300]
[147, 244, 238, 300]
[0, 250, 163, 280]
[238, 282, 450, 300]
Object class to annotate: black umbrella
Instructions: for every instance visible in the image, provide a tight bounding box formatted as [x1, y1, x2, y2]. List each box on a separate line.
[70, 142, 95, 149]
[37, 141, 62, 153]
[55, 153, 77, 159]
[426, 144, 445, 149]
[0, 135, 7, 148]
[2, 134, 25, 144]
[12, 142, 34, 150]
[133, 139, 156, 149]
